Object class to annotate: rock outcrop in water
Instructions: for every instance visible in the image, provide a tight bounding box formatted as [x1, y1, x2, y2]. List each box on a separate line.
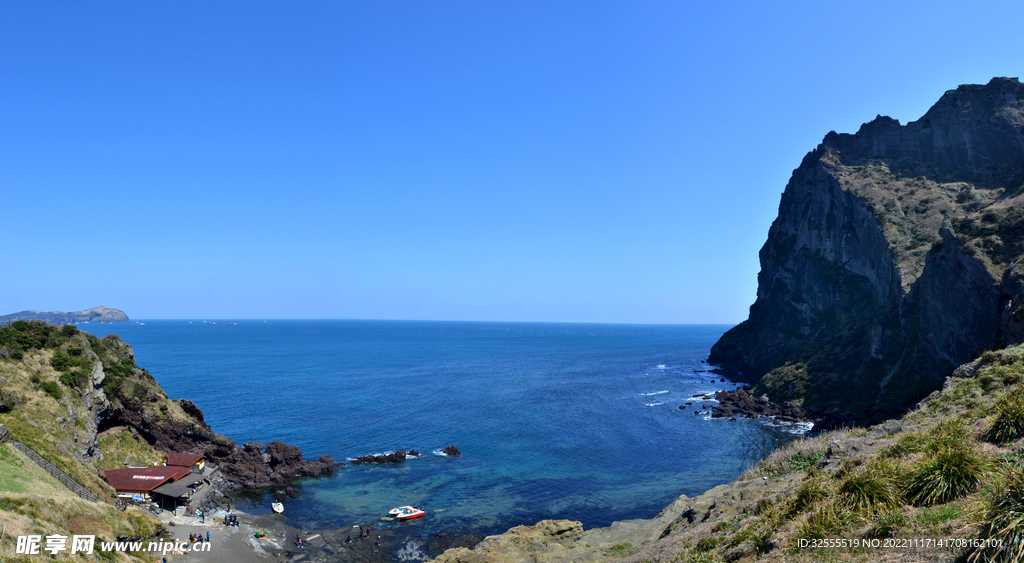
[351, 449, 409, 464]
[709, 77, 1024, 424]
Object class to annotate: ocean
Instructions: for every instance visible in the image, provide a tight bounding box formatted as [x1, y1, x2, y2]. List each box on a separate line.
[78, 321, 794, 540]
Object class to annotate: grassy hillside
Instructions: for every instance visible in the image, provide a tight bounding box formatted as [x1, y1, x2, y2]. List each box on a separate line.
[0, 443, 163, 562]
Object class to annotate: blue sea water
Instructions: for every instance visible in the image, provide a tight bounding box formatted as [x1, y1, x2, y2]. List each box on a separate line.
[79, 321, 793, 538]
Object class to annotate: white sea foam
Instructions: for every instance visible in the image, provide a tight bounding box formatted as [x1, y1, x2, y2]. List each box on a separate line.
[432, 449, 448, 457]
[757, 418, 815, 434]
[396, 539, 429, 562]
[656, 364, 666, 369]
[644, 402, 664, 407]
[638, 390, 669, 396]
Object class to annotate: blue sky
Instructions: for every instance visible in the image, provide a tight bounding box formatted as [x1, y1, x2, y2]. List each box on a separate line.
[3, 1, 1022, 322]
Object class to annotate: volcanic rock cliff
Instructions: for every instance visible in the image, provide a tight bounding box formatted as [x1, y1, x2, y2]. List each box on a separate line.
[710, 77, 1024, 424]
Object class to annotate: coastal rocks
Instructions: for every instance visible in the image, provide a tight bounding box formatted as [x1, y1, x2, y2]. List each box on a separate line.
[216, 441, 339, 489]
[177, 399, 205, 425]
[425, 531, 486, 554]
[351, 449, 408, 465]
[712, 386, 810, 422]
[442, 444, 461, 456]
[432, 520, 583, 563]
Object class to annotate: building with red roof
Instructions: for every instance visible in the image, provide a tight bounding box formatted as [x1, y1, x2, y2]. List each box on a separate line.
[166, 452, 205, 471]
[103, 466, 191, 500]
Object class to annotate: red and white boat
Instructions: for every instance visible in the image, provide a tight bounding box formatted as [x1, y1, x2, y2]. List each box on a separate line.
[388, 506, 425, 520]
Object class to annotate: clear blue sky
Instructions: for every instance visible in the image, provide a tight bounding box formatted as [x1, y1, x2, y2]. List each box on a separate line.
[3, 1, 1022, 322]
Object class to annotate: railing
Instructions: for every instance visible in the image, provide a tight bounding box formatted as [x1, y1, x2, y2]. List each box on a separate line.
[10, 442, 100, 503]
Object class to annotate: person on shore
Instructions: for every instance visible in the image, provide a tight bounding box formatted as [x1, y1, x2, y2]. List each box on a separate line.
[375, 536, 381, 546]
[296, 533, 303, 548]
[206, 531, 210, 542]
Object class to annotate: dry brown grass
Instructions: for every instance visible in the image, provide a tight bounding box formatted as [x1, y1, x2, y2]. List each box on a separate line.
[741, 429, 851, 480]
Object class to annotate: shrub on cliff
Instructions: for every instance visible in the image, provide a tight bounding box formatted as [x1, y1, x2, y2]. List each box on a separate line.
[101, 357, 137, 397]
[752, 362, 809, 405]
[60, 368, 89, 389]
[0, 387, 20, 413]
[39, 380, 63, 401]
[0, 321, 85, 361]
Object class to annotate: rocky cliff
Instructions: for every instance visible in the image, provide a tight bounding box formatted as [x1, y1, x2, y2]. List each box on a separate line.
[710, 77, 1024, 424]
[1, 306, 129, 324]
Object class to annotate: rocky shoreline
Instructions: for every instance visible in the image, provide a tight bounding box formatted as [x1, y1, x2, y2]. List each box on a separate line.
[710, 386, 812, 423]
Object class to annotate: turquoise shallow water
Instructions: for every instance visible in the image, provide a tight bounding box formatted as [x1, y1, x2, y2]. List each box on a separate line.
[79, 321, 792, 538]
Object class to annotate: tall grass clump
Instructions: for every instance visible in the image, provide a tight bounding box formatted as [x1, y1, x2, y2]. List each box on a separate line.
[965, 466, 1024, 563]
[838, 457, 903, 510]
[906, 420, 987, 506]
[879, 431, 927, 458]
[795, 498, 853, 542]
[787, 470, 835, 516]
[986, 385, 1024, 444]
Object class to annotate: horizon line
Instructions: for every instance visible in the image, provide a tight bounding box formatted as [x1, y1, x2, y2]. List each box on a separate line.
[85, 318, 741, 327]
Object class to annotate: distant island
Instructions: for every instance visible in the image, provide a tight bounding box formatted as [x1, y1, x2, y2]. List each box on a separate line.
[0, 306, 129, 324]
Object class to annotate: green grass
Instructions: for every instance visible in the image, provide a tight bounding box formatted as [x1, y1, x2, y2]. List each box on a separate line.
[0, 445, 34, 493]
[788, 451, 826, 472]
[606, 542, 632, 555]
[866, 509, 904, 538]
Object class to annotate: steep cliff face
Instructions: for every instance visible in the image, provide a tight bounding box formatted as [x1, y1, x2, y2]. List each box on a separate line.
[710, 77, 1024, 423]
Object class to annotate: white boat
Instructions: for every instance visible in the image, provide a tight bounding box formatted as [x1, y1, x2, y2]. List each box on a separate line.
[388, 506, 424, 520]
[271, 502, 284, 513]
